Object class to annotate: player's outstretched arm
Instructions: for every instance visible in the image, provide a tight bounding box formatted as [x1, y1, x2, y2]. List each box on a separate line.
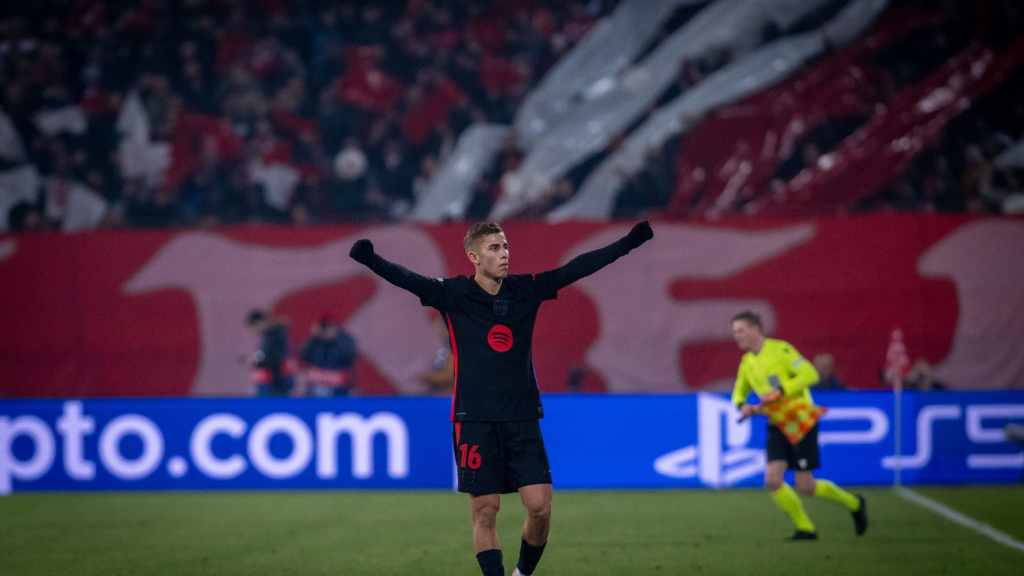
[621, 220, 655, 252]
[538, 221, 654, 293]
[349, 239, 444, 304]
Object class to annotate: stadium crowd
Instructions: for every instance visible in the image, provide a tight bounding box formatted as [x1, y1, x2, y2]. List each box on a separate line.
[857, 3, 1024, 215]
[1, 0, 617, 231]
[1, 0, 1022, 233]
[615, 0, 1024, 219]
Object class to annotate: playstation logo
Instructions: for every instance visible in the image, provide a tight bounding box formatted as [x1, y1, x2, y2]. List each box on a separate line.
[653, 394, 766, 487]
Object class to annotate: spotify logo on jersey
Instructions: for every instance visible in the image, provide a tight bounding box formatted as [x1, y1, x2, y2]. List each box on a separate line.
[487, 325, 513, 352]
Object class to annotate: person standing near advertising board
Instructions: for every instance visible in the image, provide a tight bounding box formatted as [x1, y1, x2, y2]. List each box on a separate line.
[300, 313, 357, 397]
[731, 310, 867, 540]
[243, 309, 295, 397]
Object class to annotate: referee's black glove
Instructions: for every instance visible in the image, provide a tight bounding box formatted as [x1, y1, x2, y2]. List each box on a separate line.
[349, 239, 376, 266]
[622, 220, 654, 252]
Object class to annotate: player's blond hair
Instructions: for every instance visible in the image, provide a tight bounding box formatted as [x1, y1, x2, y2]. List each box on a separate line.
[463, 222, 504, 253]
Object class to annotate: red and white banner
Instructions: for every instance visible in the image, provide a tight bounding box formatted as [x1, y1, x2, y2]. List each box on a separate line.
[1, 214, 1022, 398]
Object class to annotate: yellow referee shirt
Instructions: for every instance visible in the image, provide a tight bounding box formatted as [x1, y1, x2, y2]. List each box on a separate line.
[731, 338, 819, 409]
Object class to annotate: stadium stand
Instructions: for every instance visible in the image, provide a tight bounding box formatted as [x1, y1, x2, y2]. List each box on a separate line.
[0, 0, 618, 230]
[0, 0, 1022, 232]
[661, 4, 1024, 219]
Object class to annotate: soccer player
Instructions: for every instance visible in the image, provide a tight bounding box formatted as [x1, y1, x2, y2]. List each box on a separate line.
[731, 310, 867, 540]
[350, 220, 653, 576]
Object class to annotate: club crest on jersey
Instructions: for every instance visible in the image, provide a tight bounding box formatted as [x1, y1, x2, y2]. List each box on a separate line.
[493, 299, 508, 316]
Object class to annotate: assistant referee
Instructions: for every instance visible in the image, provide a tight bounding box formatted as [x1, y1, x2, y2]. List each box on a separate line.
[731, 310, 868, 540]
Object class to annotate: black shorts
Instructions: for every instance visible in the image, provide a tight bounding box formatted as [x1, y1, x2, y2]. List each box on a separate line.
[452, 419, 552, 496]
[766, 424, 820, 471]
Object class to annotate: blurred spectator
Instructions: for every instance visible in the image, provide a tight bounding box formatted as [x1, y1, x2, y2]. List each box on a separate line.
[333, 137, 368, 182]
[980, 165, 1024, 214]
[331, 136, 369, 215]
[243, 309, 295, 397]
[881, 178, 923, 212]
[921, 156, 964, 213]
[563, 1, 597, 44]
[140, 74, 174, 130]
[6, 200, 45, 232]
[371, 138, 417, 219]
[776, 142, 821, 183]
[614, 141, 678, 218]
[904, 358, 947, 392]
[289, 169, 331, 225]
[812, 353, 845, 390]
[122, 177, 176, 228]
[525, 176, 574, 218]
[462, 130, 517, 219]
[676, 58, 704, 93]
[412, 154, 439, 203]
[222, 65, 268, 134]
[176, 162, 231, 225]
[300, 313, 357, 397]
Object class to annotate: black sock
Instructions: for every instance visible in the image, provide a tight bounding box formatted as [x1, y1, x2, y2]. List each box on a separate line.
[476, 549, 504, 576]
[517, 539, 546, 575]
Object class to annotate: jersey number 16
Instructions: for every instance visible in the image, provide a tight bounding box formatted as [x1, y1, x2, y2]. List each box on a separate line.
[459, 444, 482, 469]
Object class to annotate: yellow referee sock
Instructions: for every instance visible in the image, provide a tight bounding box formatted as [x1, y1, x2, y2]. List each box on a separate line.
[770, 483, 815, 532]
[814, 479, 860, 511]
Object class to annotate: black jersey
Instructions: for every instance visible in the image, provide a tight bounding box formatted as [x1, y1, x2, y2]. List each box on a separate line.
[363, 236, 635, 422]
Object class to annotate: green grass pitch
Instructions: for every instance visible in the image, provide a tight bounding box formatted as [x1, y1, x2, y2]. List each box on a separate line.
[2, 486, 1022, 575]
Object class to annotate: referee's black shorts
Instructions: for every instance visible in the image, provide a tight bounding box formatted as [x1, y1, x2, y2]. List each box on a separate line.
[452, 419, 552, 496]
[766, 424, 820, 471]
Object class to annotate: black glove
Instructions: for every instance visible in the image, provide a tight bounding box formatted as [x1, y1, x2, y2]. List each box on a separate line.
[622, 220, 654, 251]
[349, 239, 376, 266]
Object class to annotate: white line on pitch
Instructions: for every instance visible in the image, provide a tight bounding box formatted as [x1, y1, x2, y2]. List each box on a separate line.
[895, 487, 1024, 554]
